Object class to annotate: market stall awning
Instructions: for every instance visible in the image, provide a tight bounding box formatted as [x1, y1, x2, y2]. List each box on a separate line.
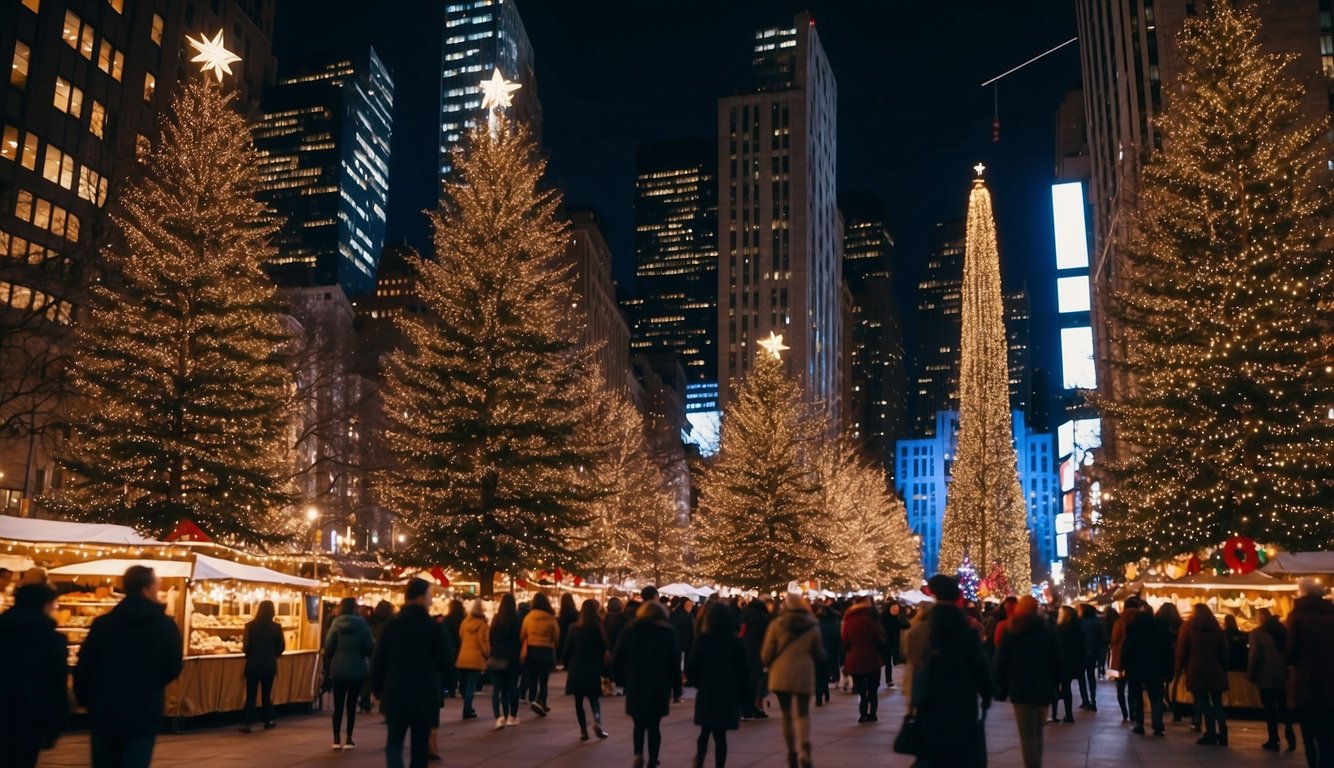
[0, 516, 156, 546]
[1261, 552, 1334, 576]
[1143, 571, 1296, 592]
[658, 583, 708, 600]
[49, 558, 194, 579]
[895, 588, 933, 605]
[192, 554, 320, 588]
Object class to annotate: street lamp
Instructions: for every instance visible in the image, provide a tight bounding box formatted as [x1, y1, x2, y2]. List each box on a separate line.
[305, 506, 320, 580]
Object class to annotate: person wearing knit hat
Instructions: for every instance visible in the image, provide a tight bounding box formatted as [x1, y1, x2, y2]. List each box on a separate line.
[994, 596, 1058, 768]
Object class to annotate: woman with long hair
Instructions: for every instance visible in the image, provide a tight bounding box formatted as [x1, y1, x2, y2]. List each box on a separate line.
[1177, 602, 1230, 745]
[520, 592, 560, 716]
[489, 593, 522, 729]
[1052, 605, 1083, 723]
[323, 597, 373, 749]
[557, 593, 580, 665]
[689, 601, 748, 768]
[563, 599, 609, 741]
[240, 600, 285, 733]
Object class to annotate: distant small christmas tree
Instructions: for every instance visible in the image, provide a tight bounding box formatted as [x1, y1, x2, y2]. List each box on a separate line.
[956, 556, 981, 602]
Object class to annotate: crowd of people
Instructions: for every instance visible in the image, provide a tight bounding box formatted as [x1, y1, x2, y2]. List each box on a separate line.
[0, 564, 1331, 768]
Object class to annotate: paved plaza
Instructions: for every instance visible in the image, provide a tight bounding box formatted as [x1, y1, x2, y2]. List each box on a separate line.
[38, 676, 1307, 768]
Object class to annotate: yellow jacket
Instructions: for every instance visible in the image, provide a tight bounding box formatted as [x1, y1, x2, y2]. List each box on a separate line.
[456, 615, 490, 671]
[521, 609, 560, 650]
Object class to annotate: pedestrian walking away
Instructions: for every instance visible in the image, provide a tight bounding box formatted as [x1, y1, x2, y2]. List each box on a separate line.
[1121, 596, 1171, 736]
[563, 598, 610, 741]
[1077, 604, 1104, 711]
[613, 599, 677, 768]
[814, 605, 840, 707]
[520, 592, 560, 717]
[1286, 578, 1334, 768]
[240, 599, 285, 733]
[670, 597, 696, 703]
[372, 578, 451, 768]
[840, 595, 884, 724]
[323, 597, 374, 750]
[1247, 608, 1296, 752]
[881, 601, 908, 688]
[913, 574, 991, 768]
[488, 593, 523, 729]
[455, 599, 491, 721]
[689, 602, 749, 768]
[0, 583, 68, 768]
[994, 596, 1060, 768]
[1053, 606, 1083, 723]
[1176, 602, 1229, 746]
[73, 566, 184, 768]
[762, 593, 825, 768]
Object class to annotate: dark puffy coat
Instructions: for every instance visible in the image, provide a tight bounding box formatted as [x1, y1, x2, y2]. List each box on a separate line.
[73, 594, 183, 734]
[612, 601, 677, 719]
[371, 604, 451, 723]
[489, 617, 521, 669]
[881, 605, 908, 661]
[562, 622, 607, 697]
[1247, 621, 1286, 692]
[689, 630, 748, 730]
[243, 618, 286, 677]
[1056, 620, 1085, 681]
[0, 601, 68, 746]
[817, 611, 842, 672]
[1223, 626, 1248, 672]
[994, 614, 1060, 705]
[739, 601, 770, 685]
[918, 604, 992, 768]
[1286, 594, 1334, 708]
[1121, 611, 1171, 683]
[840, 602, 884, 675]
[603, 607, 629, 653]
[324, 614, 374, 682]
[670, 607, 695, 659]
[1176, 616, 1229, 693]
[1080, 614, 1106, 662]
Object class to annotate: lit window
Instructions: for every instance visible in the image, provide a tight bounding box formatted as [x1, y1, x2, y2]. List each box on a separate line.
[15, 190, 33, 222]
[0, 126, 17, 162]
[143, 72, 155, 102]
[22, 0, 39, 12]
[63, 11, 81, 48]
[107, 0, 123, 12]
[90, 101, 106, 139]
[54, 77, 84, 118]
[10, 42, 30, 89]
[150, 14, 164, 45]
[80, 26, 95, 59]
[42, 146, 61, 185]
[33, 199, 51, 230]
[20, 134, 37, 170]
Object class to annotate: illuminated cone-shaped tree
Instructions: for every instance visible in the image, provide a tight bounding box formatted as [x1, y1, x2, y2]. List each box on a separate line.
[1096, 4, 1334, 565]
[694, 337, 826, 592]
[50, 78, 292, 546]
[377, 116, 607, 596]
[956, 556, 981, 602]
[938, 173, 1032, 590]
[817, 438, 922, 591]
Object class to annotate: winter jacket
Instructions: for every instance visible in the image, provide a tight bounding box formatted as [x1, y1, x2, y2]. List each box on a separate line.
[739, 601, 770, 684]
[817, 611, 842, 672]
[73, 594, 183, 735]
[242, 617, 285, 677]
[1080, 614, 1106, 662]
[324, 614, 374, 682]
[456, 615, 490, 672]
[670, 607, 695, 659]
[1056, 620, 1085, 681]
[1247, 620, 1287, 692]
[881, 606, 908, 660]
[520, 608, 560, 651]
[1176, 616, 1229, 693]
[0, 601, 68, 747]
[489, 617, 521, 669]
[1286, 593, 1334, 709]
[994, 614, 1060, 705]
[1121, 610, 1171, 683]
[917, 603, 992, 768]
[761, 607, 825, 694]
[840, 602, 885, 675]
[371, 604, 451, 723]
[562, 622, 607, 697]
[689, 630, 749, 730]
[612, 601, 677, 719]
[1108, 610, 1133, 672]
[603, 608, 628, 652]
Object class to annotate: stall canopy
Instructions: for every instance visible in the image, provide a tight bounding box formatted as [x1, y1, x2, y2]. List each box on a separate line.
[0, 516, 156, 546]
[659, 583, 709, 600]
[50, 558, 194, 579]
[896, 589, 933, 605]
[1144, 571, 1296, 592]
[49, 555, 319, 588]
[1262, 552, 1334, 576]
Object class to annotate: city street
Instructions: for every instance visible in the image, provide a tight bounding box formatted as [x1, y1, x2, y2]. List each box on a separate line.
[38, 676, 1303, 768]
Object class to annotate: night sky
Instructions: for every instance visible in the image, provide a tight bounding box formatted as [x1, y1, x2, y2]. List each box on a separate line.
[274, 0, 1079, 412]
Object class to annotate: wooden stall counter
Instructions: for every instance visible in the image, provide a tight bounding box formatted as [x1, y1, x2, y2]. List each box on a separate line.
[165, 649, 319, 720]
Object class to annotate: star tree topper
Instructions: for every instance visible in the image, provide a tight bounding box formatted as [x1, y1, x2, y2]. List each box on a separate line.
[187, 30, 241, 82]
[479, 68, 522, 112]
[757, 331, 790, 360]
[973, 162, 987, 177]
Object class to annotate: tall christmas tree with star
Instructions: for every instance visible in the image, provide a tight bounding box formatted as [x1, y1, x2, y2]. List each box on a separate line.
[1095, 4, 1334, 566]
[937, 166, 1031, 592]
[49, 34, 292, 546]
[376, 71, 608, 596]
[693, 333, 828, 592]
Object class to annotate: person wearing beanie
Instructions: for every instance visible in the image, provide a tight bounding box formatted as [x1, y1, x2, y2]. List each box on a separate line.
[914, 574, 992, 767]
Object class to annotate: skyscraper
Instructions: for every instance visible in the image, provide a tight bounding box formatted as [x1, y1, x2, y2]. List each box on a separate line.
[255, 49, 393, 297]
[438, 0, 540, 180]
[565, 209, 632, 397]
[717, 12, 841, 421]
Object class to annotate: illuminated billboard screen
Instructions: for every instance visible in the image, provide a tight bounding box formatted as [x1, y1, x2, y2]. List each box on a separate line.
[1057, 275, 1091, 313]
[1061, 326, 1097, 389]
[1051, 182, 1090, 270]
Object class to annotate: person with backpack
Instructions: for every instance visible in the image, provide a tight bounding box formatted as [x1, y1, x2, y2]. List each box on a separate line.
[324, 597, 374, 750]
[762, 593, 825, 768]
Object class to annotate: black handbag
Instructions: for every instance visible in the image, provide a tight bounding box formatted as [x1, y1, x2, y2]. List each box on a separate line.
[892, 713, 921, 755]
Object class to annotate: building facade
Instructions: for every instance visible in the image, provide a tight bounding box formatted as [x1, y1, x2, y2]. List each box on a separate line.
[895, 409, 1058, 579]
[439, 0, 539, 180]
[566, 210, 632, 398]
[255, 48, 393, 297]
[0, 0, 276, 515]
[717, 12, 842, 422]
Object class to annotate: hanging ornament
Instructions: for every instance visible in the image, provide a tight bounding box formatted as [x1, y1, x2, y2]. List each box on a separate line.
[1186, 554, 1202, 575]
[1221, 535, 1259, 574]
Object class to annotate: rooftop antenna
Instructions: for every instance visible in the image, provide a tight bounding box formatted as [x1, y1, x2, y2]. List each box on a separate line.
[981, 36, 1078, 143]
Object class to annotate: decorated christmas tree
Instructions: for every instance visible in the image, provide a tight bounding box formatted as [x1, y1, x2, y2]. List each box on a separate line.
[938, 169, 1032, 591]
[1096, 4, 1334, 566]
[377, 94, 607, 595]
[956, 556, 980, 602]
[50, 72, 292, 546]
[818, 439, 922, 591]
[694, 333, 827, 592]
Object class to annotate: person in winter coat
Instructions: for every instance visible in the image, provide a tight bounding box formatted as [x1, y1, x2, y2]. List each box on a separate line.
[1108, 604, 1134, 721]
[915, 574, 992, 768]
[880, 602, 908, 687]
[1156, 602, 1187, 724]
[557, 593, 580, 659]
[520, 592, 560, 717]
[324, 597, 374, 749]
[240, 599, 285, 733]
[563, 598, 610, 741]
[74, 566, 183, 768]
[1222, 614, 1248, 672]
[1286, 578, 1334, 768]
[488, 594, 522, 729]
[840, 595, 885, 723]
[0, 583, 67, 768]
[1053, 606, 1084, 723]
[440, 600, 465, 699]
[739, 598, 772, 719]
[1177, 603, 1229, 745]
[670, 597, 696, 700]
[455, 599, 490, 721]
[689, 602, 749, 768]
[1121, 596, 1171, 736]
[361, 601, 394, 712]
[1077, 604, 1104, 711]
[762, 593, 825, 768]
[372, 579, 451, 768]
[994, 596, 1060, 768]
[1247, 608, 1295, 752]
[901, 601, 934, 705]
[613, 599, 677, 768]
[814, 605, 840, 707]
